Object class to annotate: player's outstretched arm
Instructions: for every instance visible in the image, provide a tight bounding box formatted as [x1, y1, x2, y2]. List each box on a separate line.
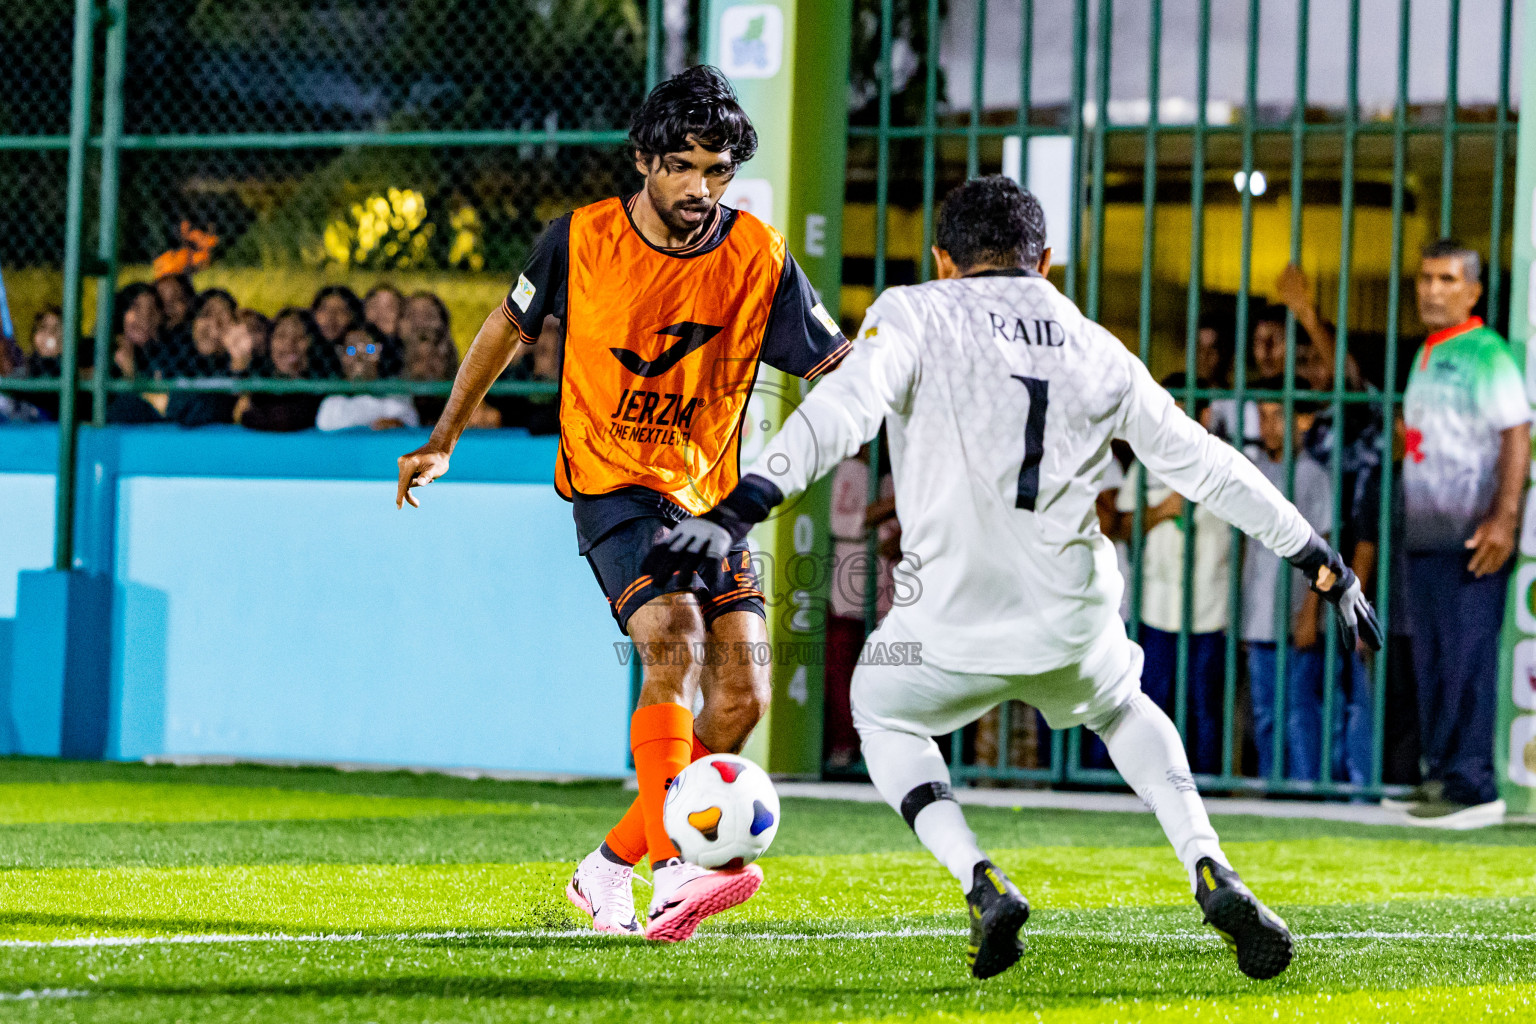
[642, 292, 921, 580]
[1112, 347, 1381, 650]
[396, 308, 525, 508]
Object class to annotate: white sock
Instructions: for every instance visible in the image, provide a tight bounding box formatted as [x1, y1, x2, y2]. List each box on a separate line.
[1088, 691, 1229, 892]
[860, 725, 987, 892]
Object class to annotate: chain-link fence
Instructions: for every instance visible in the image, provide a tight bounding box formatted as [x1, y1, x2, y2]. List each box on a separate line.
[1, 0, 657, 435]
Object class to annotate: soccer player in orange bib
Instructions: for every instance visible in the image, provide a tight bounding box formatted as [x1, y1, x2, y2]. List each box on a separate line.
[396, 66, 849, 941]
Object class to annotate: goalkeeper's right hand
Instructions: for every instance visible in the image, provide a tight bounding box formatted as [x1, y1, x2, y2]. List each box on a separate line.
[1287, 531, 1383, 652]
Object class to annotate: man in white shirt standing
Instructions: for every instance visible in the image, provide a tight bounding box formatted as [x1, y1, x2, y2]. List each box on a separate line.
[642, 177, 1380, 982]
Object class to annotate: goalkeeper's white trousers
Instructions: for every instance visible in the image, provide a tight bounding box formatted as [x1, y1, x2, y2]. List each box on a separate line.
[853, 615, 1229, 892]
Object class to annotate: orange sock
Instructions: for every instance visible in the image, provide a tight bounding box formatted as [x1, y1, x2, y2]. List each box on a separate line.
[630, 703, 694, 868]
[605, 731, 715, 866]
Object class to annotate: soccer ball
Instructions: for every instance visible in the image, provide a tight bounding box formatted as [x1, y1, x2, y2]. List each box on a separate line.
[663, 754, 780, 869]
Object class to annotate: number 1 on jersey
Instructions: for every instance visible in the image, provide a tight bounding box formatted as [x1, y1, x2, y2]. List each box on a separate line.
[1011, 375, 1049, 511]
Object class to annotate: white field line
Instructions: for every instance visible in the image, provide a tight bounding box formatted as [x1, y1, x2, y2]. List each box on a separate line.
[0, 989, 90, 1000]
[2, 927, 1536, 950]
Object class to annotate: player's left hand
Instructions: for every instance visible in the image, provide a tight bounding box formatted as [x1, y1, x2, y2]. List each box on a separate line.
[640, 473, 786, 582]
[1326, 569, 1382, 654]
[641, 517, 736, 581]
[1288, 530, 1383, 652]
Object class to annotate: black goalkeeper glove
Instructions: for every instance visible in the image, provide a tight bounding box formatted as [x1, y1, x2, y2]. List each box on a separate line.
[1287, 530, 1383, 652]
[640, 473, 784, 583]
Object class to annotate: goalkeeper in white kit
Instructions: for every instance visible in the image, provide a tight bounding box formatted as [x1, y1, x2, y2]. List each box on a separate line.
[641, 176, 1381, 981]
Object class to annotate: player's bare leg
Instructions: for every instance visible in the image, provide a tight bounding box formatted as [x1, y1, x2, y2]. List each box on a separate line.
[694, 609, 771, 753]
[643, 607, 768, 941]
[568, 595, 764, 939]
[568, 593, 705, 935]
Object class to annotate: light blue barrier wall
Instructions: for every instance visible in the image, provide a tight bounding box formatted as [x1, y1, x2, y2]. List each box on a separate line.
[2, 426, 630, 776]
[0, 432, 58, 754]
[0, 474, 56, 618]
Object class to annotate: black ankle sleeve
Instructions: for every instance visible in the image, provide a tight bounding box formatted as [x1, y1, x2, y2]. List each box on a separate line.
[899, 781, 955, 830]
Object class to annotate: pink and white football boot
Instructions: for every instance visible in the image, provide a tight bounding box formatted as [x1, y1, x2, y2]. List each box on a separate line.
[566, 849, 642, 935]
[644, 858, 763, 942]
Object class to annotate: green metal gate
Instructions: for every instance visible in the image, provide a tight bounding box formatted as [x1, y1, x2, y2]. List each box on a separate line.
[849, 0, 1519, 797]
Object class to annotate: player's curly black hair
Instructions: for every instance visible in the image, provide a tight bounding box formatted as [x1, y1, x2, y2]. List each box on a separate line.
[629, 65, 758, 164]
[935, 175, 1048, 272]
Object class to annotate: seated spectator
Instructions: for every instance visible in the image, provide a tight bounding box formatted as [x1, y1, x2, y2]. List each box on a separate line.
[183, 288, 236, 376]
[106, 284, 170, 423]
[496, 314, 561, 433]
[223, 309, 270, 378]
[154, 274, 196, 336]
[0, 315, 45, 419]
[364, 284, 404, 338]
[399, 292, 457, 425]
[9, 307, 65, 421]
[0, 317, 20, 376]
[310, 285, 363, 377]
[1208, 302, 1287, 451]
[1240, 379, 1340, 783]
[111, 283, 165, 379]
[1117, 372, 1229, 775]
[23, 307, 64, 377]
[150, 289, 242, 427]
[316, 323, 418, 431]
[236, 308, 321, 432]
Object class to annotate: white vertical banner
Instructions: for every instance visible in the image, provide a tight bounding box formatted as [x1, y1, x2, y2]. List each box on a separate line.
[1003, 135, 1074, 265]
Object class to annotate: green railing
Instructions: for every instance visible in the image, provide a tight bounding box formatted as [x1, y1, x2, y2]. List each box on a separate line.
[3, 0, 661, 569]
[850, 0, 1519, 797]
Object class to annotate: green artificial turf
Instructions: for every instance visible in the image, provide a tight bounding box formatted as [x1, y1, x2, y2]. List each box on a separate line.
[0, 759, 1530, 1022]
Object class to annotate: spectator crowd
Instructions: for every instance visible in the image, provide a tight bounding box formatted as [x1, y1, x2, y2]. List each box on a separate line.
[0, 278, 558, 433]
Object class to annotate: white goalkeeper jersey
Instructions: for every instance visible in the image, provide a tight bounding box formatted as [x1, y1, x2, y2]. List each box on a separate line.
[745, 270, 1314, 674]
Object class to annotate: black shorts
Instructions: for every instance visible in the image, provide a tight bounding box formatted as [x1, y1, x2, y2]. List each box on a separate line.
[585, 516, 765, 635]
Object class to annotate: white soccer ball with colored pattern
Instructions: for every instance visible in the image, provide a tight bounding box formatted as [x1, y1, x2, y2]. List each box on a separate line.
[662, 753, 780, 869]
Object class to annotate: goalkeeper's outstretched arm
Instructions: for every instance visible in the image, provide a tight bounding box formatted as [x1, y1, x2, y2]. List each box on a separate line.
[640, 292, 921, 582]
[1111, 344, 1381, 650]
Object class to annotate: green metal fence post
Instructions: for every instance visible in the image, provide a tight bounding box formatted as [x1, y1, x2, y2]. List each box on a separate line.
[919, 0, 939, 283]
[53, 0, 99, 571]
[1083, 0, 1112, 322]
[1273, 0, 1309, 787]
[1128, 0, 1163, 655]
[1222, 0, 1262, 783]
[1373, 0, 1412, 792]
[1174, 0, 1213, 747]
[1321, 0, 1363, 790]
[1015, 0, 1033, 189]
[967, 1, 987, 178]
[646, 0, 663, 90]
[1439, 0, 1461, 237]
[91, 0, 128, 429]
[1064, 0, 1088, 304]
[1486, 0, 1514, 333]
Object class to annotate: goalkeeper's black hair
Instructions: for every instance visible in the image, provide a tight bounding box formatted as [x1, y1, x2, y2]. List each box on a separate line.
[629, 65, 758, 164]
[935, 175, 1048, 272]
